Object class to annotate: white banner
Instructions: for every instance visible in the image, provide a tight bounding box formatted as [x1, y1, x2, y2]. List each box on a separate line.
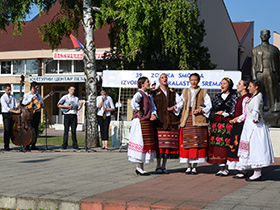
[102, 70, 241, 89]
[53, 52, 83, 60]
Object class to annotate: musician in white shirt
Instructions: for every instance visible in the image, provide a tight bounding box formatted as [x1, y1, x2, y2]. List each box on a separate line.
[1, 84, 20, 151]
[96, 87, 115, 149]
[57, 85, 83, 150]
[22, 81, 43, 151]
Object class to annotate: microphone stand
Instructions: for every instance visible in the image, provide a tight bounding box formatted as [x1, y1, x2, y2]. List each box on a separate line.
[42, 106, 50, 151]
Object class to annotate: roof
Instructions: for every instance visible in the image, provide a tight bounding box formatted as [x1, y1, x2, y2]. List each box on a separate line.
[232, 21, 254, 44]
[0, 2, 110, 52]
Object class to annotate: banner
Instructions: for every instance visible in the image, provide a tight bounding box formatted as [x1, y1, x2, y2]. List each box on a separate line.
[102, 70, 241, 89]
[29, 76, 85, 83]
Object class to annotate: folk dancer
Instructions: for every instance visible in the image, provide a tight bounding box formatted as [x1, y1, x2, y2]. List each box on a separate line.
[179, 73, 212, 175]
[227, 80, 250, 178]
[128, 76, 157, 175]
[208, 77, 238, 176]
[57, 85, 83, 150]
[151, 73, 183, 174]
[238, 80, 274, 181]
[1, 84, 20, 151]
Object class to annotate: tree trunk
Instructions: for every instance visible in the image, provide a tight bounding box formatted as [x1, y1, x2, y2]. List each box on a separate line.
[83, 0, 99, 147]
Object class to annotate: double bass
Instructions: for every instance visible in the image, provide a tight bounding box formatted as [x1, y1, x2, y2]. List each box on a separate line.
[12, 75, 35, 147]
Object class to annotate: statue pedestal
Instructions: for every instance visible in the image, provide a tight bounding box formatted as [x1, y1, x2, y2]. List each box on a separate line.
[263, 111, 280, 127]
[269, 128, 280, 157]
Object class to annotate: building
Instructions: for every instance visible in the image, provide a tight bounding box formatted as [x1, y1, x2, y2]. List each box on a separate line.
[0, 0, 254, 126]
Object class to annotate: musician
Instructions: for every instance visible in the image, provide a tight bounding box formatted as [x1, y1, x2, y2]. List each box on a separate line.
[22, 81, 43, 151]
[1, 84, 20, 151]
[57, 85, 83, 150]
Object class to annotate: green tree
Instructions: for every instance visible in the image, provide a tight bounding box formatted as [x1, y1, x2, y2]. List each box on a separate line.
[98, 0, 216, 70]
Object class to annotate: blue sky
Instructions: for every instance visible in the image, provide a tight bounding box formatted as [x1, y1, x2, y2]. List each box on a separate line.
[224, 0, 280, 47]
[28, 1, 280, 47]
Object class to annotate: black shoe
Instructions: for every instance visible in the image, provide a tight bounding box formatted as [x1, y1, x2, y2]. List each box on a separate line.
[162, 168, 169, 174]
[31, 146, 39, 150]
[155, 167, 163, 174]
[25, 146, 31, 151]
[135, 169, 150, 176]
[61, 146, 67, 150]
[4, 148, 11, 151]
[246, 176, 262, 182]
[101, 147, 105, 150]
[73, 147, 80, 150]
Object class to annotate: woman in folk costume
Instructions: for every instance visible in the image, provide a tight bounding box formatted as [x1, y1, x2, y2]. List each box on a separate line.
[179, 73, 212, 175]
[208, 77, 238, 176]
[128, 76, 157, 176]
[152, 73, 183, 174]
[226, 80, 251, 178]
[238, 80, 274, 181]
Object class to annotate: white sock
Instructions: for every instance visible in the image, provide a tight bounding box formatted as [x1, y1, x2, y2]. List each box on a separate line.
[249, 169, 261, 179]
[191, 168, 197, 173]
[186, 168, 191, 173]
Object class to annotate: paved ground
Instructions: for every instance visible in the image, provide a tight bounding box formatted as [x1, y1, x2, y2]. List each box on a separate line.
[0, 129, 280, 210]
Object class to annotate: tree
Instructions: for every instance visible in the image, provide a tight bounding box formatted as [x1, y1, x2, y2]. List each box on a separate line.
[97, 0, 216, 70]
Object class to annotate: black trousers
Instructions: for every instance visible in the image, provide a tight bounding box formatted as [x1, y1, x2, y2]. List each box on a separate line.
[63, 114, 78, 148]
[97, 115, 111, 140]
[2, 113, 14, 149]
[29, 111, 41, 147]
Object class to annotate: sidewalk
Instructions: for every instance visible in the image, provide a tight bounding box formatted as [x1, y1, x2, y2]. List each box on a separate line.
[0, 143, 279, 210]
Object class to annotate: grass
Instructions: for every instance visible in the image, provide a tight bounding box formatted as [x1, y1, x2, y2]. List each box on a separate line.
[0, 135, 112, 148]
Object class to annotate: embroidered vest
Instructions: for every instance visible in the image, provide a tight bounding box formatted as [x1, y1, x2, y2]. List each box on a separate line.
[132, 91, 151, 120]
[180, 88, 208, 127]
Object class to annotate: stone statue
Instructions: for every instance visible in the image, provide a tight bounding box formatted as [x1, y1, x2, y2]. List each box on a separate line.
[252, 29, 280, 111]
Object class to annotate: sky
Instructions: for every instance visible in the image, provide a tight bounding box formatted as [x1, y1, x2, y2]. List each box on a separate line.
[27, 1, 280, 47]
[224, 0, 280, 47]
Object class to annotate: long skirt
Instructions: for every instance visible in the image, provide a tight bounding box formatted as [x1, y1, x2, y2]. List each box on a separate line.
[208, 115, 233, 164]
[179, 112, 208, 164]
[156, 125, 179, 159]
[226, 123, 243, 170]
[238, 119, 274, 169]
[128, 118, 156, 163]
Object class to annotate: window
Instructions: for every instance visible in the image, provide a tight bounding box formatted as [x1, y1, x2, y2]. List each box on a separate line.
[1, 61, 11, 74]
[59, 60, 72, 74]
[26, 59, 38, 75]
[74, 60, 84, 72]
[13, 84, 25, 101]
[13, 60, 25, 75]
[45, 59, 58, 74]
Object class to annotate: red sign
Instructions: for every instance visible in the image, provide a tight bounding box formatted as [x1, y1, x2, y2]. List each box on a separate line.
[53, 52, 84, 60]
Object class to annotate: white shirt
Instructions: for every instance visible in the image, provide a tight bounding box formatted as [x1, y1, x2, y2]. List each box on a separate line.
[1, 93, 17, 113]
[180, 88, 212, 118]
[22, 91, 43, 113]
[221, 93, 230, 117]
[96, 95, 115, 117]
[151, 87, 183, 116]
[58, 94, 80, 115]
[131, 89, 156, 114]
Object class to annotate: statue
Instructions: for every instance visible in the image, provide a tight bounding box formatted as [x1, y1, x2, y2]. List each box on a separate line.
[252, 29, 280, 111]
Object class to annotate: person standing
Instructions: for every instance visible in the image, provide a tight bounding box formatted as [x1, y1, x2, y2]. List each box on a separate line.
[152, 73, 183, 174]
[179, 73, 212, 175]
[22, 81, 43, 151]
[227, 80, 250, 178]
[208, 77, 238, 176]
[96, 88, 115, 149]
[1, 84, 20, 151]
[238, 80, 274, 181]
[57, 85, 83, 150]
[128, 76, 157, 175]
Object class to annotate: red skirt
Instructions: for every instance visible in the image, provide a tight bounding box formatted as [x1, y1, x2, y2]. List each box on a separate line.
[179, 112, 208, 162]
[156, 125, 179, 159]
[140, 119, 156, 153]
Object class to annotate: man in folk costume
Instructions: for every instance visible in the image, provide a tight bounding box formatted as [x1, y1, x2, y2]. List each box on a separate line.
[128, 76, 157, 176]
[179, 73, 212, 175]
[152, 73, 183, 174]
